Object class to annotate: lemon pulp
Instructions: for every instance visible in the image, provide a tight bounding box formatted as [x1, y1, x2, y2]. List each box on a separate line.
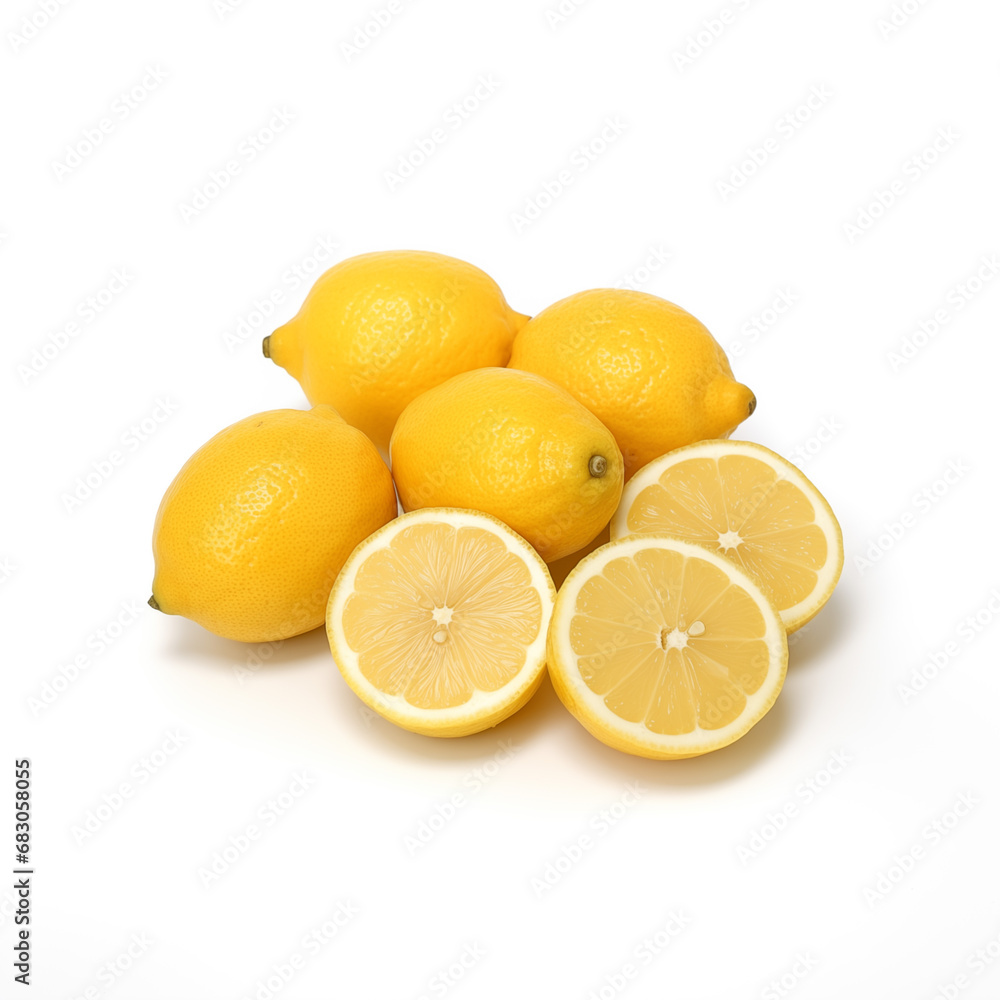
[344, 521, 543, 707]
[613, 441, 843, 632]
[548, 535, 786, 758]
[329, 508, 555, 736]
[573, 547, 772, 733]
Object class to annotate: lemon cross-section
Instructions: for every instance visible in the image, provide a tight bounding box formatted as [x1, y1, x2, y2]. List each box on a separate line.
[548, 535, 787, 759]
[612, 440, 843, 632]
[327, 508, 556, 737]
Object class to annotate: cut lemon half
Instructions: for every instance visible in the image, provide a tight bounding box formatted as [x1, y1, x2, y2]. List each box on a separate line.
[612, 441, 843, 632]
[548, 529, 788, 759]
[327, 508, 556, 737]
[548, 536, 787, 759]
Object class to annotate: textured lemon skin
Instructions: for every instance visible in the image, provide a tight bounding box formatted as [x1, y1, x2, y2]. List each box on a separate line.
[389, 368, 624, 563]
[267, 250, 528, 451]
[509, 289, 755, 479]
[151, 406, 397, 643]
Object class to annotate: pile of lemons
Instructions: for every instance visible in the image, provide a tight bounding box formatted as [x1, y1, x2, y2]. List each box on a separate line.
[150, 251, 842, 759]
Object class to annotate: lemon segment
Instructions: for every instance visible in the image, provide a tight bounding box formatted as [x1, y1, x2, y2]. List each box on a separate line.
[327, 509, 556, 737]
[612, 440, 843, 632]
[547, 535, 787, 759]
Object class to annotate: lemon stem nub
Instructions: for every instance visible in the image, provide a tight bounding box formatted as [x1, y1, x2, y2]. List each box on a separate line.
[589, 455, 608, 478]
[148, 595, 161, 612]
[747, 394, 757, 416]
[261, 335, 271, 359]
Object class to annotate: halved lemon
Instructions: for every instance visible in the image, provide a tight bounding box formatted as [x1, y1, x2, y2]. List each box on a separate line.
[327, 508, 556, 737]
[547, 536, 787, 759]
[612, 441, 843, 632]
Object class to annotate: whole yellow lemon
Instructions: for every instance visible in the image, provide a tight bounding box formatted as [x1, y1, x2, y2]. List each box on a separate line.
[264, 250, 528, 451]
[150, 406, 397, 642]
[509, 289, 756, 479]
[389, 368, 624, 562]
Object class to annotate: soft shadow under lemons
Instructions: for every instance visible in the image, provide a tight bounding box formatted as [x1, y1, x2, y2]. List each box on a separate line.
[165, 619, 330, 675]
[339, 588, 848, 782]
[161, 577, 846, 786]
[333, 671, 566, 764]
[785, 588, 849, 671]
[339, 667, 791, 787]
[552, 691, 793, 789]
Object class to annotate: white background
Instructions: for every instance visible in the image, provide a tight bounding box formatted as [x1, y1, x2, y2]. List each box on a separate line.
[3, 0, 1000, 996]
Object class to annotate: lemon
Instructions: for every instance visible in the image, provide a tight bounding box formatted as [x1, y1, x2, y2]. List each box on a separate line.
[546, 524, 610, 589]
[327, 508, 556, 737]
[547, 535, 788, 759]
[612, 440, 843, 632]
[390, 368, 624, 563]
[264, 250, 528, 451]
[509, 289, 756, 479]
[150, 406, 397, 642]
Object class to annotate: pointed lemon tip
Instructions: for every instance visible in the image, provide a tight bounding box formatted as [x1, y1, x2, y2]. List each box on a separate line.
[148, 595, 161, 612]
[265, 321, 301, 375]
[705, 379, 757, 431]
